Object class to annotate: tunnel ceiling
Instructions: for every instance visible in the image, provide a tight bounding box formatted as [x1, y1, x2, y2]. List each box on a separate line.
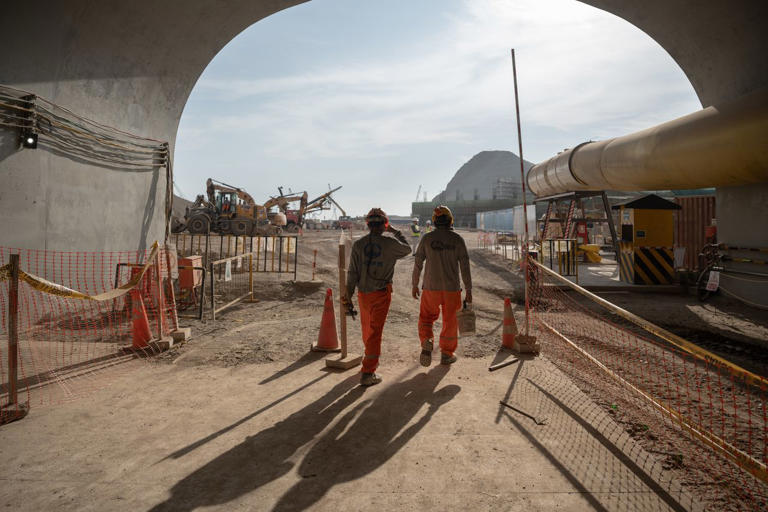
[1, 0, 767, 139]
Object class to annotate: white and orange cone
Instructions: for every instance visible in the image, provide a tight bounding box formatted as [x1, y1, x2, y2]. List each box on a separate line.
[312, 288, 341, 352]
[501, 297, 517, 349]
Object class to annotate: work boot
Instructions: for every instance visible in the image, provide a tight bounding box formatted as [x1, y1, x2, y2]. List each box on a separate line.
[360, 372, 382, 387]
[440, 353, 457, 365]
[420, 339, 433, 367]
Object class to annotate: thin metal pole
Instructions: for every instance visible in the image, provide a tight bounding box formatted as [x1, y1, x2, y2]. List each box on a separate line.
[8, 254, 19, 406]
[294, 237, 298, 281]
[204, 231, 209, 267]
[271, 235, 276, 272]
[249, 253, 254, 301]
[511, 48, 530, 336]
[155, 249, 165, 337]
[210, 261, 216, 322]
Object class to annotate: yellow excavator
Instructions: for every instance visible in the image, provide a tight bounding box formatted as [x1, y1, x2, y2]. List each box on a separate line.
[183, 178, 274, 236]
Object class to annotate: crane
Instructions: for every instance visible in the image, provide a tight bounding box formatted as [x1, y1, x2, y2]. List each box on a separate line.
[415, 184, 422, 202]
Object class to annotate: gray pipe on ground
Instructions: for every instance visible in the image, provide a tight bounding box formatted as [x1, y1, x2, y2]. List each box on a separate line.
[527, 87, 768, 197]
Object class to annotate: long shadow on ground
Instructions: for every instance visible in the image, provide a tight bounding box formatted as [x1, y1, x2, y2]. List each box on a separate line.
[150, 374, 362, 511]
[150, 367, 459, 512]
[273, 366, 460, 511]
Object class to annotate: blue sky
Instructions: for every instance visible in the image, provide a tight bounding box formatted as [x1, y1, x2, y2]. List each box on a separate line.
[174, 0, 700, 217]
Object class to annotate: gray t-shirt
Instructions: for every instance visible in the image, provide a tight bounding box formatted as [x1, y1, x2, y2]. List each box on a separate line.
[412, 228, 472, 292]
[346, 230, 412, 296]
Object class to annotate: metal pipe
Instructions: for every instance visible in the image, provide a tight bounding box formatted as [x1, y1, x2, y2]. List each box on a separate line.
[527, 87, 768, 197]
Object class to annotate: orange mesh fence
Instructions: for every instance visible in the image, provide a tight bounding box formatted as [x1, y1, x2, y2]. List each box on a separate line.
[0, 244, 177, 421]
[525, 256, 768, 510]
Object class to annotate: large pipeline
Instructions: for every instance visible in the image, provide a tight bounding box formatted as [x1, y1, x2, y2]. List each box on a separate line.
[527, 88, 768, 198]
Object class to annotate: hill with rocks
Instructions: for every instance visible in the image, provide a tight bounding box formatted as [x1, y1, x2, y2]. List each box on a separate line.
[432, 150, 533, 203]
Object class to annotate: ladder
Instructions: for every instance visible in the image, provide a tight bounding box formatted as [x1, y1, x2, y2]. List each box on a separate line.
[541, 202, 553, 240]
[563, 200, 577, 239]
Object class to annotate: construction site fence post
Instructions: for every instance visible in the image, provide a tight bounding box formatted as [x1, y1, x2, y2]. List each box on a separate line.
[164, 246, 179, 331]
[7, 254, 19, 406]
[294, 237, 298, 281]
[249, 253, 254, 301]
[209, 260, 216, 322]
[154, 249, 165, 337]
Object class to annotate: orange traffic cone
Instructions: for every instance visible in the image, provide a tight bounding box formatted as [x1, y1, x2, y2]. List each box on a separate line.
[312, 288, 341, 352]
[502, 297, 517, 349]
[130, 288, 153, 349]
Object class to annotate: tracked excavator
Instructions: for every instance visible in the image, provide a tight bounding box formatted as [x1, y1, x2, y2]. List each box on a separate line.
[182, 178, 278, 236]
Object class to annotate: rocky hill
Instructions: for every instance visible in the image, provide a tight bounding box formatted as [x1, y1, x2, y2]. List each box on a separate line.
[432, 150, 533, 202]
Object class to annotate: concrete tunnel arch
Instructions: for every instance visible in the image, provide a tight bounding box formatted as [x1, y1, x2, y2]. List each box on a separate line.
[0, 0, 767, 254]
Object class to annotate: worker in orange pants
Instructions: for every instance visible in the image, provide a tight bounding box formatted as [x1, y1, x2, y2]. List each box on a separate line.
[412, 205, 472, 366]
[344, 208, 412, 386]
[417, 289, 462, 358]
[357, 284, 393, 375]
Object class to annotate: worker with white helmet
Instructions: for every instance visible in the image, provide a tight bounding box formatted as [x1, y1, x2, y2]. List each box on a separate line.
[411, 205, 472, 366]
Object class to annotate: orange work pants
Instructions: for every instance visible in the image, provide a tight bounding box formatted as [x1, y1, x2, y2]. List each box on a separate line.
[418, 290, 462, 356]
[357, 285, 393, 373]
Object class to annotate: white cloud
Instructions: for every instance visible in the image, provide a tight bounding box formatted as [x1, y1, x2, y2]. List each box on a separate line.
[186, 0, 697, 158]
[175, 0, 701, 213]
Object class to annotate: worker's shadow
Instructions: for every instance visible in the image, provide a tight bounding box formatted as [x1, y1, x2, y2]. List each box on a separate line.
[148, 368, 458, 512]
[272, 366, 460, 511]
[148, 374, 365, 512]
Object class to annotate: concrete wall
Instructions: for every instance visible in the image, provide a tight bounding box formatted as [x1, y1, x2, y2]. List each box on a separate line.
[0, 0, 304, 252]
[716, 184, 768, 308]
[1, 0, 766, 257]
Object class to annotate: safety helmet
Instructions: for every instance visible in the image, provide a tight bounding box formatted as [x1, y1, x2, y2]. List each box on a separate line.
[365, 207, 389, 228]
[432, 205, 453, 226]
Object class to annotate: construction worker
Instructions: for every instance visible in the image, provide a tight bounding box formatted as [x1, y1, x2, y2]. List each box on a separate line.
[409, 218, 421, 253]
[412, 205, 472, 366]
[344, 208, 412, 386]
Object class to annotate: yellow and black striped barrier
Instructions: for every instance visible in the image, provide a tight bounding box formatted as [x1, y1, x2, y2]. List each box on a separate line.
[619, 243, 674, 285]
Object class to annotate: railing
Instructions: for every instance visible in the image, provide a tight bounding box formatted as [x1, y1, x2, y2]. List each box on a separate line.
[208, 236, 298, 319]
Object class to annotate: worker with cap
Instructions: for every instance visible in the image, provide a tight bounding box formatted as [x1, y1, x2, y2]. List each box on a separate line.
[344, 208, 412, 386]
[412, 205, 472, 366]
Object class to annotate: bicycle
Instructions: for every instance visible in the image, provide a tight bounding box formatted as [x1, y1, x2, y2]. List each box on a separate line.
[696, 243, 768, 301]
[696, 244, 723, 301]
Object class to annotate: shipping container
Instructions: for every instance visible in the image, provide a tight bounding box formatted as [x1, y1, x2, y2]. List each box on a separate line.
[476, 206, 536, 236]
[673, 195, 716, 271]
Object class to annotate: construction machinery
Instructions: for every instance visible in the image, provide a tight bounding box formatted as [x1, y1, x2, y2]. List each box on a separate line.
[264, 186, 344, 232]
[182, 178, 271, 236]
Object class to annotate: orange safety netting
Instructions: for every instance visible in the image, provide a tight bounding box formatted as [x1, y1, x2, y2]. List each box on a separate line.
[525, 256, 768, 511]
[0, 245, 177, 421]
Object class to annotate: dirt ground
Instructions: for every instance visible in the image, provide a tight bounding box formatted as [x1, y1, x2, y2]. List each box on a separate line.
[2, 228, 767, 511]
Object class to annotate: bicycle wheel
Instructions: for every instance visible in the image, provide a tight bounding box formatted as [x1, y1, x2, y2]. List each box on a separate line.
[696, 267, 713, 301]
